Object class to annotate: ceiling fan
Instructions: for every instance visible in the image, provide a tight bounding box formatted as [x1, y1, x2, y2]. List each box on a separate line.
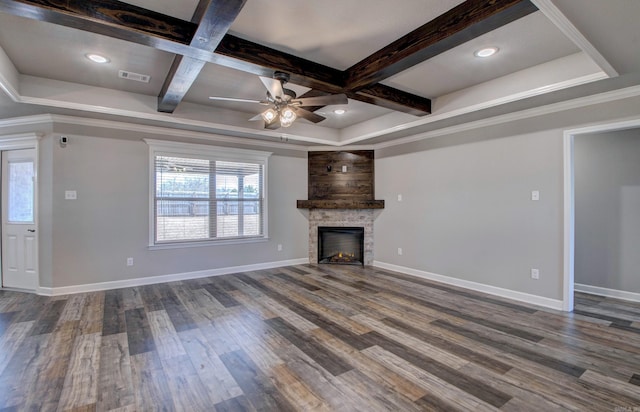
[209, 71, 348, 129]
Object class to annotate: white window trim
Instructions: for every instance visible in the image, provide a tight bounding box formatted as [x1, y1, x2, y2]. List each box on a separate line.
[144, 139, 271, 248]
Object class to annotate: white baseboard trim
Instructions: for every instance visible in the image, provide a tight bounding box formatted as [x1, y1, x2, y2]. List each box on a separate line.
[373, 261, 564, 311]
[575, 283, 640, 303]
[37, 258, 308, 296]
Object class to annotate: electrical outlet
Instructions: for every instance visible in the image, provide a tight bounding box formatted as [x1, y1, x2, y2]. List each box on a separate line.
[127, 257, 134, 267]
[531, 190, 540, 201]
[277, 244, 283, 251]
[397, 194, 403, 202]
[531, 268, 539, 279]
[397, 248, 403, 256]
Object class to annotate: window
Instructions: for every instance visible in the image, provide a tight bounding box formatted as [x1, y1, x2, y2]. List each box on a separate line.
[146, 140, 271, 247]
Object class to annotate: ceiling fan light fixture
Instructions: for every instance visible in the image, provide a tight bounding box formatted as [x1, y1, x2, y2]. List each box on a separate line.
[333, 109, 346, 115]
[280, 107, 297, 127]
[261, 108, 278, 123]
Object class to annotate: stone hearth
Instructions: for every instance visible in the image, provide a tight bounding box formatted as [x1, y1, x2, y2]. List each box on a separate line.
[308, 209, 375, 266]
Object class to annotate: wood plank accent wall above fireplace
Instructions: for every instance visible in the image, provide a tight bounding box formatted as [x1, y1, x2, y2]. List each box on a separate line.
[297, 150, 385, 209]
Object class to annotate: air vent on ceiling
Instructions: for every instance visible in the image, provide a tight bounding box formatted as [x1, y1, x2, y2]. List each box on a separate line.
[118, 70, 150, 83]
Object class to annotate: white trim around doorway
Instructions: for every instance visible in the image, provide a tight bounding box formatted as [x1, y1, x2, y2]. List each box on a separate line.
[562, 118, 640, 312]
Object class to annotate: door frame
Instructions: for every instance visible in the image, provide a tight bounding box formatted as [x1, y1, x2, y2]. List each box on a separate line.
[0, 132, 41, 290]
[562, 117, 640, 311]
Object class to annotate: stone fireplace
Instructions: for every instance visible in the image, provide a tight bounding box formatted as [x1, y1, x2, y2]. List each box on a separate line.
[298, 150, 383, 266]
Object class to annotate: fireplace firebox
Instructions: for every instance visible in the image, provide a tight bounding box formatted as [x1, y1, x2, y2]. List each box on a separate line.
[318, 226, 365, 266]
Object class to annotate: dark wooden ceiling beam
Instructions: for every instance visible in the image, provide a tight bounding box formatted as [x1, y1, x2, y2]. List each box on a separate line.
[352, 84, 431, 115]
[214, 34, 345, 93]
[345, 0, 538, 91]
[157, 0, 247, 113]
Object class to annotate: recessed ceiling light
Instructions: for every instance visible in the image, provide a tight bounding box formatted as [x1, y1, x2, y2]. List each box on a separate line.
[85, 53, 110, 64]
[333, 109, 346, 115]
[474, 47, 499, 58]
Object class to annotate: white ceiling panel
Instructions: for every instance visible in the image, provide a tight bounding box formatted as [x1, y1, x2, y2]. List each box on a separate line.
[382, 11, 580, 98]
[0, 14, 174, 96]
[229, 0, 466, 70]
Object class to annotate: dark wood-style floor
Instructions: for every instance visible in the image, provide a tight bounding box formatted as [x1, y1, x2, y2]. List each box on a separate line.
[1, 265, 639, 411]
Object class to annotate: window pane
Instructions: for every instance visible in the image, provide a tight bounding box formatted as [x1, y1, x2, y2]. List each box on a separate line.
[156, 156, 209, 198]
[156, 200, 210, 241]
[8, 161, 34, 223]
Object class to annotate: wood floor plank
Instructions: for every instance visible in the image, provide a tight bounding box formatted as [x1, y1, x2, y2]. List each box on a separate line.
[129, 351, 175, 411]
[203, 282, 242, 308]
[0, 333, 49, 409]
[124, 308, 156, 356]
[22, 320, 80, 411]
[96, 333, 135, 411]
[178, 327, 244, 404]
[57, 294, 87, 323]
[265, 317, 353, 376]
[380, 316, 513, 374]
[30, 299, 67, 335]
[262, 276, 373, 335]
[161, 354, 215, 411]
[158, 284, 198, 333]
[269, 363, 333, 412]
[432, 319, 587, 378]
[360, 345, 498, 412]
[57, 332, 102, 411]
[0, 320, 34, 376]
[147, 309, 187, 360]
[352, 314, 471, 370]
[102, 289, 126, 336]
[311, 327, 428, 402]
[274, 343, 369, 412]
[219, 348, 297, 412]
[78, 293, 105, 335]
[361, 329, 512, 408]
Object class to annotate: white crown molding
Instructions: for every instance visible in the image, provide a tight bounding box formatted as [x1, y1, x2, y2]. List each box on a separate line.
[18, 93, 337, 146]
[341, 70, 608, 147]
[36, 258, 308, 296]
[0, 113, 309, 152]
[374, 261, 564, 311]
[531, 0, 618, 77]
[372, 84, 640, 150]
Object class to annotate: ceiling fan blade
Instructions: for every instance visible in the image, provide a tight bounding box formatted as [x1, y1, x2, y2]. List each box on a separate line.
[259, 76, 284, 99]
[293, 93, 348, 107]
[209, 96, 268, 104]
[264, 118, 281, 130]
[294, 107, 326, 124]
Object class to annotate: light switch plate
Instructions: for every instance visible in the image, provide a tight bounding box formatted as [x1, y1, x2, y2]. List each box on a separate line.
[531, 190, 540, 201]
[65, 190, 77, 200]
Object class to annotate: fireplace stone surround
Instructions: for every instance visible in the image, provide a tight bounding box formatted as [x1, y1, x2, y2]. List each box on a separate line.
[308, 209, 375, 266]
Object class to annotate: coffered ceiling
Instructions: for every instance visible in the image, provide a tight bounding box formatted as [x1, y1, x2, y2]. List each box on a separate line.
[0, 0, 638, 147]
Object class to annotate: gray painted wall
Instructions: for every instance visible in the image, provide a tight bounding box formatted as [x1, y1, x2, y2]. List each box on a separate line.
[375, 130, 564, 300]
[574, 128, 640, 293]
[38, 133, 308, 288]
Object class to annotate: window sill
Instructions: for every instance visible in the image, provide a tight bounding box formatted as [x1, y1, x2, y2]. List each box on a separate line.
[148, 237, 269, 250]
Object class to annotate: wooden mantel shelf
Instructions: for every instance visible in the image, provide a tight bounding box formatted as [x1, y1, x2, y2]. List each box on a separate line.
[297, 199, 385, 209]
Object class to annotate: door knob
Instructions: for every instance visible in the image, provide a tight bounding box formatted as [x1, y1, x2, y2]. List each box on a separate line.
[27, 229, 35, 232]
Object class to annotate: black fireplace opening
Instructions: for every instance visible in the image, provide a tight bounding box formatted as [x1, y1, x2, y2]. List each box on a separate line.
[318, 226, 364, 266]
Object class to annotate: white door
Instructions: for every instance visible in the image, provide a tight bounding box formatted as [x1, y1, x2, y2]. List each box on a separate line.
[1, 149, 37, 290]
